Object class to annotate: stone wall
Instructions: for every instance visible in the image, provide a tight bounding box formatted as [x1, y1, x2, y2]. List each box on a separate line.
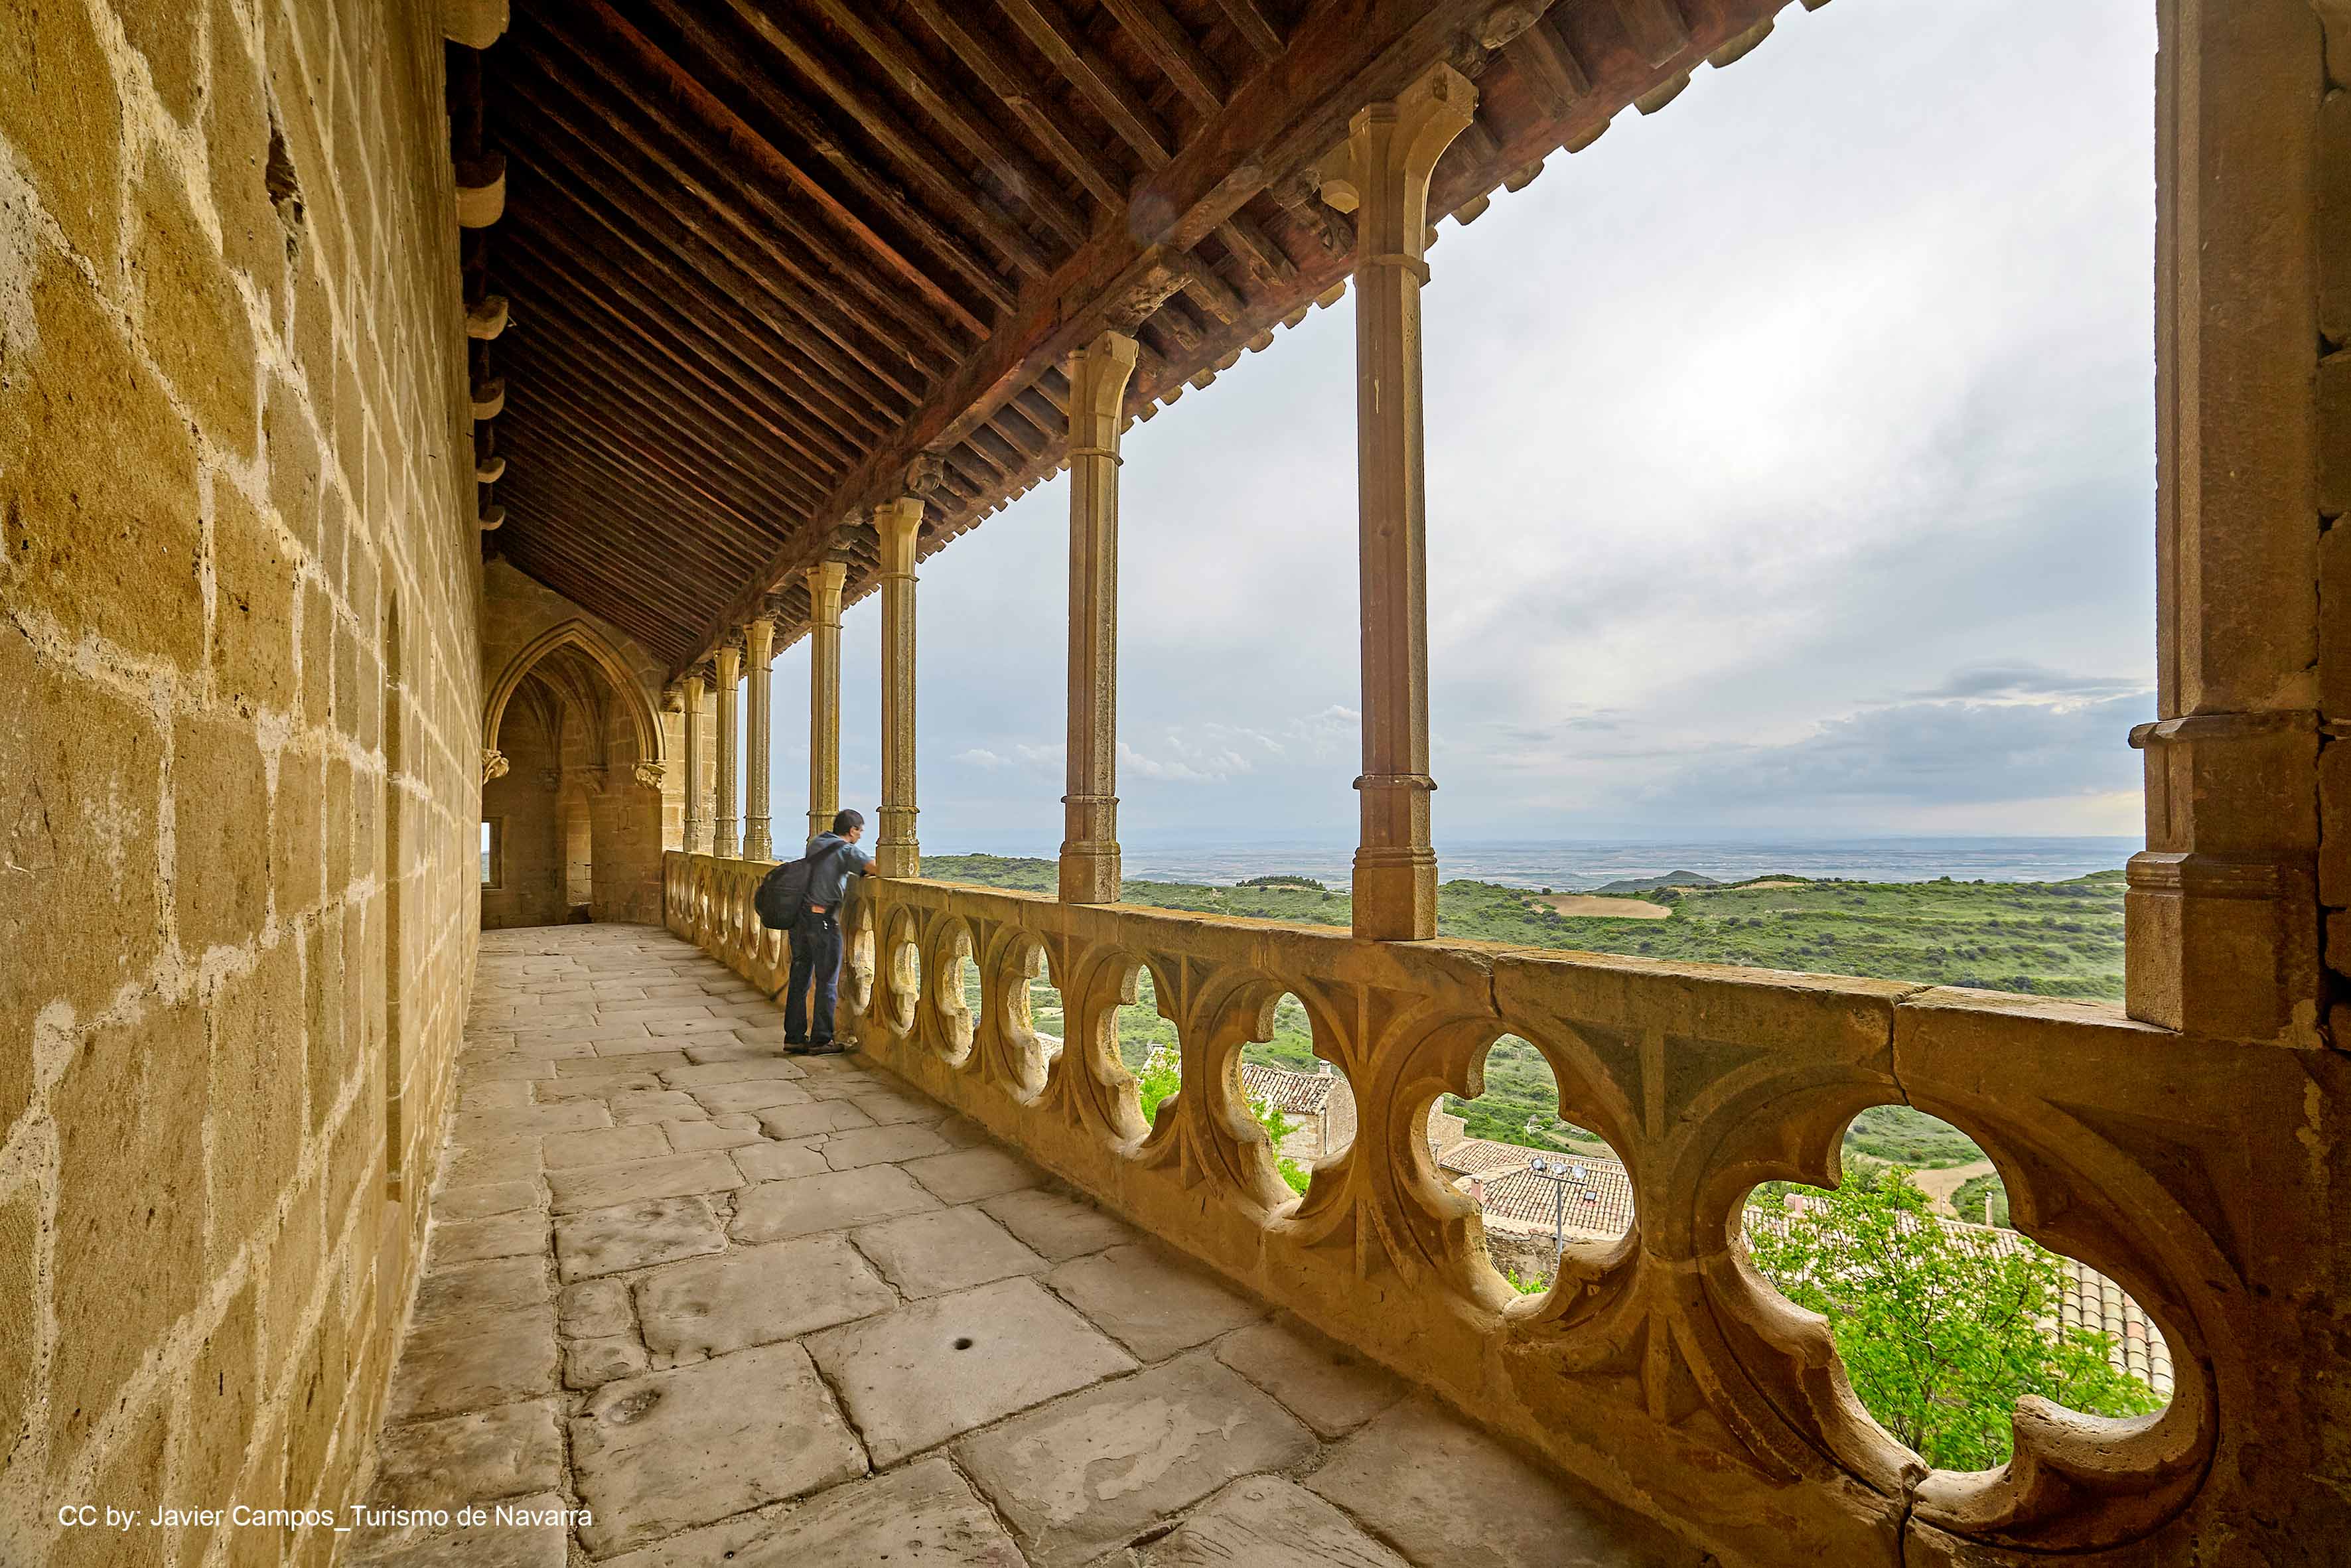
[479, 560, 681, 928]
[0, 1, 478, 1562]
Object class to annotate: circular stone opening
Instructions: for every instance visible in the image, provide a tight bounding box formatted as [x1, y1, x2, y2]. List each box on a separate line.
[1441, 1033, 1631, 1299]
[1235, 991, 1349, 1198]
[1743, 1105, 2171, 1472]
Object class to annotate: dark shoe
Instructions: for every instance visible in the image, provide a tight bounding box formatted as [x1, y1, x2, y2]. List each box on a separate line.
[789, 1040, 850, 1056]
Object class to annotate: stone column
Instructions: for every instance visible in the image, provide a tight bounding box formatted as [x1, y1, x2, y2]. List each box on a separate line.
[742, 615, 777, 861]
[1329, 66, 1475, 942]
[807, 559, 847, 844]
[681, 670, 708, 854]
[1060, 331, 1141, 904]
[713, 638, 742, 860]
[2129, 0, 2325, 1041]
[875, 490, 927, 879]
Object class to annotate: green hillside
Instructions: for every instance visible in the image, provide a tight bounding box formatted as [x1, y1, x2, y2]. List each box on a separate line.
[922, 855, 2122, 1171]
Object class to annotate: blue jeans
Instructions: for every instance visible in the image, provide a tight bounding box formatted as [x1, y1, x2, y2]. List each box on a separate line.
[784, 909, 842, 1044]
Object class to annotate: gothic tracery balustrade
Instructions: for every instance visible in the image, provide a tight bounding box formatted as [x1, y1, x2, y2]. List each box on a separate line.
[664, 850, 2305, 1565]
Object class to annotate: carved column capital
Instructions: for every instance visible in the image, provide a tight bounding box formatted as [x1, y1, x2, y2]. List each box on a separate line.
[482, 747, 508, 784]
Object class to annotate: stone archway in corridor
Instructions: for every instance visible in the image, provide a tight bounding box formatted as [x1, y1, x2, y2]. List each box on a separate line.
[481, 619, 670, 927]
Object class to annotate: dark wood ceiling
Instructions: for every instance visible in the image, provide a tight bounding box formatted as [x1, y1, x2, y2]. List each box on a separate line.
[461, 0, 1805, 674]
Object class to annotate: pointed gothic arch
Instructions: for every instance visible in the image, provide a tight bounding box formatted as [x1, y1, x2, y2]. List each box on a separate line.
[481, 618, 667, 782]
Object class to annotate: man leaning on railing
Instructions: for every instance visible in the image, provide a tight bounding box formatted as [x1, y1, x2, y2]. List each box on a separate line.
[782, 808, 873, 1054]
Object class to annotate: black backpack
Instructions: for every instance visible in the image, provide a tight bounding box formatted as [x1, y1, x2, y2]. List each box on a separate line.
[754, 839, 848, 930]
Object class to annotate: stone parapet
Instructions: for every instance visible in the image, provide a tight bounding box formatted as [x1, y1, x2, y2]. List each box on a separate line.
[664, 852, 2351, 1567]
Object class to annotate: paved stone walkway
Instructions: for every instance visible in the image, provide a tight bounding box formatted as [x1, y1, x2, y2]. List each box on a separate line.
[350, 924, 1704, 1568]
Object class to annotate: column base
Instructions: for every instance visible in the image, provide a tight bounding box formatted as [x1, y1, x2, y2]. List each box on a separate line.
[715, 825, 740, 860]
[877, 841, 921, 880]
[1352, 846, 1437, 941]
[745, 820, 773, 862]
[1059, 843, 1121, 904]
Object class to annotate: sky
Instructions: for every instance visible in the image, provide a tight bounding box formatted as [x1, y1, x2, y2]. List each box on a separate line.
[752, 0, 2158, 856]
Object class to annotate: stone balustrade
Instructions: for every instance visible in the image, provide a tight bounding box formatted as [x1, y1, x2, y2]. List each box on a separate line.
[664, 849, 2336, 1567]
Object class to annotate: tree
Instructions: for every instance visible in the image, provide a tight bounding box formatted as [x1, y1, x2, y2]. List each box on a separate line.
[1745, 1166, 2165, 1470]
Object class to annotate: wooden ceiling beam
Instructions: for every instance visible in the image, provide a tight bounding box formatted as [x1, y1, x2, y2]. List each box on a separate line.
[995, 0, 1174, 167]
[499, 445, 782, 572]
[1208, 0, 1285, 58]
[565, 0, 995, 336]
[800, 0, 1092, 250]
[1101, 0, 1226, 114]
[504, 206, 863, 471]
[502, 226, 849, 488]
[495, 490, 733, 620]
[500, 405, 792, 568]
[642, 0, 1043, 293]
[512, 328, 828, 524]
[506, 139, 889, 447]
[899, 0, 1128, 208]
[504, 386, 802, 567]
[503, 68, 926, 409]
[497, 526, 707, 655]
[519, 20, 968, 368]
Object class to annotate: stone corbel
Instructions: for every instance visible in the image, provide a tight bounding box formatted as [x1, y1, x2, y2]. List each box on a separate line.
[456, 152, 506, 228]
[634, 760, 666, 790]
[470, 376, 506, 421]
[443, 0, 508, 49]
[482, 747, 508, 783]
[466, 294, 510, 340]
[475, 455, 506, 484]
[478, 504, 505, 533]
[537, 768, 560, 793]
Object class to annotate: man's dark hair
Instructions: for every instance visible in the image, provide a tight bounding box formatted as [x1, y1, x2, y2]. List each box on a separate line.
[832, 808, 865, 835]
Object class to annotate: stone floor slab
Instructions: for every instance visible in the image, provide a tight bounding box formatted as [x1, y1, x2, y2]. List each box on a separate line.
[370, 1398, 564, 1509]
[601, 1457, 1023, 1568]
[440, 1180, 545, 1222]
[610, 1089, 707, 1125]
[731, 1139, 831, 1182]
[427, 1210, 547, 1269]
[731, 1164, 942, 1244]
[442, 1139, 542, 1188]
[661, 1058, 808, 1088]
[557, 1277, 634, 1339]
[555, 1196, 728, 1281]
[821, 1121, 954, 1169]
[547, 1151, 744, 1214]
[635, 1235, 897, 1364]
[1046, 1245, 1264, 1362]
[1137, 1475, 1409, 1568]
[565, 1334, 650, 1390]
[805, 1277, 1136, 1466]
[845, 1089, 944, 1124]
[954, 1354, 1316, 1568]
[541, 1123, 670, 1170]
[1306, 1399, 1707, 1568]
[533, 1072, 662, 1101]
[902, 1145, 1042, 1203]
[689, 1078, 813, 1115]
[388, 1311, 559, 1423]
[412, 1254, 553, 1326]
[755, 1099, 874, 1140]
[1213, 1319, 1407, 1439]
[570, 1343, 868, 1557]
[663, 1114, 763, 1151]
[979, 1188, 1141, 1261]
[851, 1205, 1048, 1299]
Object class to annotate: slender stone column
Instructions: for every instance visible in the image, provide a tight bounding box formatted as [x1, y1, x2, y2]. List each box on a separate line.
[1330, 66, 1475, 942]
[2129, 0, 2325, 1041]
[713, 639, 742, 859]
[1060, 331, 1140, 904]
[807, 559, 847, 844]
[681, 671, 708, 854]
[875, 491, 927, 879]
[742, 615, 777, 861]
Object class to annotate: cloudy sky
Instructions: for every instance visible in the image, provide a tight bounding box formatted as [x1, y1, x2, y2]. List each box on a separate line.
[757, 0, 2157, 855]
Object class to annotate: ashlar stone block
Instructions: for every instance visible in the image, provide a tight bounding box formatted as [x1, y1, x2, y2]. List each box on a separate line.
[730, 1164, 940, 1244]
[369, 1398, 563, 1509]
[979, 1188, 1140, 1261]
[555, 1196, 727, 1281]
